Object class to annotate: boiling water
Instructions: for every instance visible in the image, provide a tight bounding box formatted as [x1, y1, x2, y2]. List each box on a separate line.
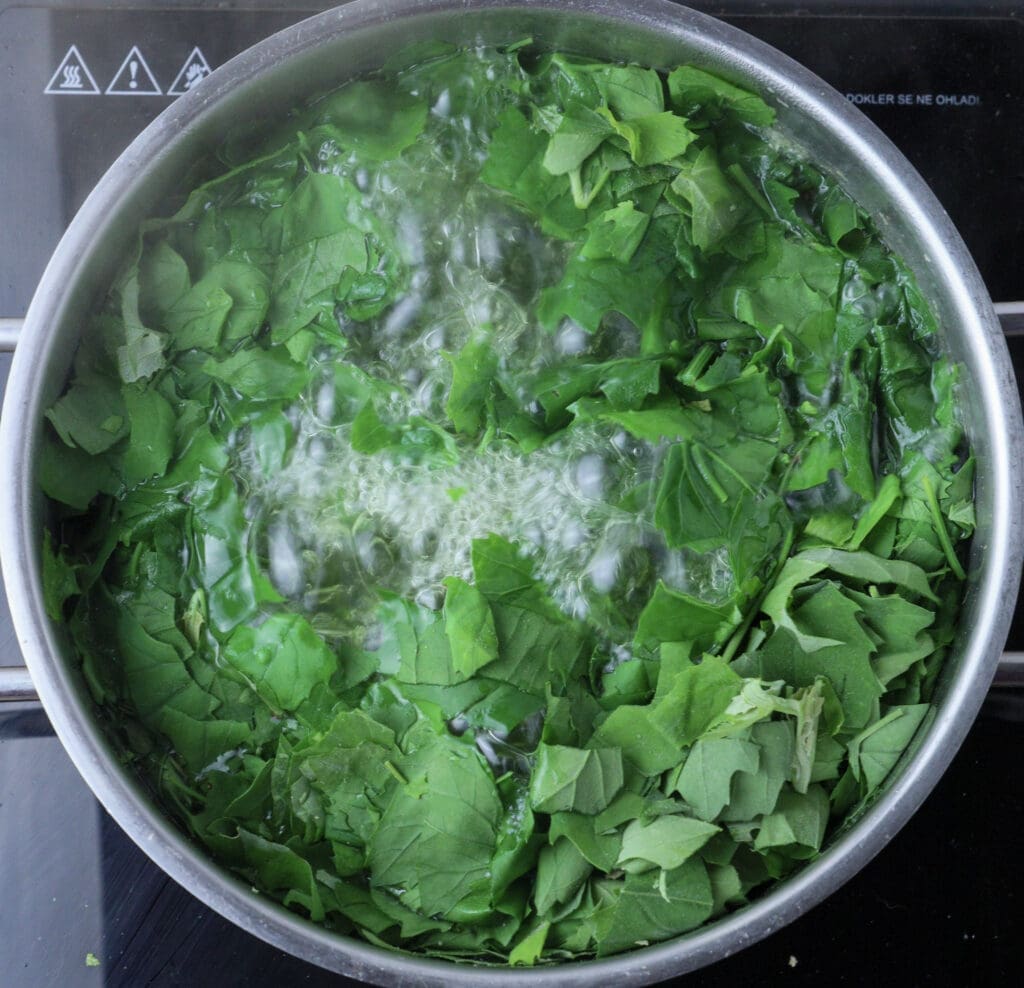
[228, 50, 733, 648]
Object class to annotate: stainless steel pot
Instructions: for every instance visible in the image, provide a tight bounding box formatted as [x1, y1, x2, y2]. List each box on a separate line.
[2, 1, 1022, 984]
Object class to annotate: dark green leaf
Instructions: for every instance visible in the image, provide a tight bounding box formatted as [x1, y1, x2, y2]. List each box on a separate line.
[443, 576, 499, 679]
[753, 784, 829, 858]
[667, 65, 775, 126]
[310, 81, 427, 161]
[635, 581, 742, 651]
[670, 146, 748, 251]
[591, 656, 742, 775]
[596, 857, 714, 956]
[368, 736, 501, 919]
[537, 216, 679, 335]
[534, 838, 593, 913]
[548, 813, 622, 871]
[543, 106, 614, 175]
[530, 744, 624, 815]
[599, 107, 697, 167]
[721, 721, 794, 821]
[581, 202, 652, 264]
[202, 347, 307, 400]
[350, 401, 395, 454]
[846, 704, 930, 795]
[45, 372, 127, 455]
[616, 815, 719, 873]
[138, 241, 190, 315]
[669, 736, 760, 821]
[445, 332, 498, 435]
[222, 613, 337, 712]
[121, 387, 176, 486]
[41, 530, 80, 621]
[750, 584, 883, 732]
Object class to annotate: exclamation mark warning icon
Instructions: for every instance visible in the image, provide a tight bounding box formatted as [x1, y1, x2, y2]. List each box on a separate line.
[106, 45, 162, 95]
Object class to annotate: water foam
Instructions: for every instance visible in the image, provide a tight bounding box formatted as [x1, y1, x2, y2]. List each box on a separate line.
[254, 418, 656, 622]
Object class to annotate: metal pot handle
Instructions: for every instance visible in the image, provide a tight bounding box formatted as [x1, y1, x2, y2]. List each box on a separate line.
[1, 318, 34, 700]
[1, 311, 1022, 702]
[0, 667, 37, 702]
[0, 318, 20, 350]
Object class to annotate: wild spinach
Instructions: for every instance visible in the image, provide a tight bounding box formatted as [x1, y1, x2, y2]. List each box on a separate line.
[41, 43, 973, 965]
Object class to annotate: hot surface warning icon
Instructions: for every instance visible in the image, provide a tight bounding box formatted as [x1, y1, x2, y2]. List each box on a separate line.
[44, 45, 100, 95]
[168, 47, 213, 96]
[106, 45, 162, 95]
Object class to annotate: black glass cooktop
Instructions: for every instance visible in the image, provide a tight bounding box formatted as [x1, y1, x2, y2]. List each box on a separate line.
[1, 2, 1022, 986]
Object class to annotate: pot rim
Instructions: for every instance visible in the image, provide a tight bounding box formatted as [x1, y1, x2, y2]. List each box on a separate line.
[2, 1, 1022, 985]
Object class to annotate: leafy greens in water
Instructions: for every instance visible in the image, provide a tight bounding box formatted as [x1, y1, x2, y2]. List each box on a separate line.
[40, 43, 973, 965]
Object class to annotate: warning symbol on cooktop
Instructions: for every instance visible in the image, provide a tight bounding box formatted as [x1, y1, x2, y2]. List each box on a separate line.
[44, 45, 100, 95]
[167, 47, 213, 96]
[106, 45, 162, 96]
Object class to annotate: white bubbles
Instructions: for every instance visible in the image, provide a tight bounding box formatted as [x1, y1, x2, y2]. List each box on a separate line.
[382, 293, 423, 338]
[574, 453, 606, 500]
[244, 399, 734, 647]
[412, 375, 443, 415]
[655, 544, 689, 591]
[318, 139, 340, 162]
[253, 414, 648, 623]
[307, 437, 327, 464]
[422, 326, 445, 352]
[415, 586, 445, 610]
[475, 219, 502, 270]
[397, 220, 426, 266]
[354, 530, 384, 576]
[314, 381, 335, 423]
[555, 320, 589, 356]
[611, 644, 633, 667]
[431, 89, 451, 118]
[587, 545, 620, 593]
[268, 521, 303, 597]
[559, 520, 588, 550]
